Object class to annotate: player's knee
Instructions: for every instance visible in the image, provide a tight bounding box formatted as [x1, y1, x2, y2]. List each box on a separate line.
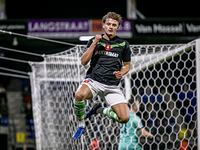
[75, 91, 85, 101]
[120, 115, 130, 123]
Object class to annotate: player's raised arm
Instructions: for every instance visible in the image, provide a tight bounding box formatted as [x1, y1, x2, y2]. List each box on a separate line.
[81, 35, 102, 66]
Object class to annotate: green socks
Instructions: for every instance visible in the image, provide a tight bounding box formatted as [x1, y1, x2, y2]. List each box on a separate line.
[97, 107, 120, 123]
[74, 100, 86, 127]
[74, 99, 120, 125]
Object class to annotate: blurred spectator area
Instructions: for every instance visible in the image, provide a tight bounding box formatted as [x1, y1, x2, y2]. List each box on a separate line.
[0, 84, 8, 126]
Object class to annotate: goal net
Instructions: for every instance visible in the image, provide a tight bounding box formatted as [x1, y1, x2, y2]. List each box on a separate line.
[29, 40, 200, 150]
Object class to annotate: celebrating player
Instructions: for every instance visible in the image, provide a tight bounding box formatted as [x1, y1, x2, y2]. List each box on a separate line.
[72, 12, 131, 139]
[118, 99, 153, 150]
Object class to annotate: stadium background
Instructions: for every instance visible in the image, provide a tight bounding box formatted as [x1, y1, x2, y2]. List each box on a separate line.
[0, 0, 199, 149]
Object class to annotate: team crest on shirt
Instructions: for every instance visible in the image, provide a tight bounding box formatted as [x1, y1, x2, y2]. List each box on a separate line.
[105, 44, 111, 51]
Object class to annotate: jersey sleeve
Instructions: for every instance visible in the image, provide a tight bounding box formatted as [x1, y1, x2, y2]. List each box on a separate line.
[122, 41, 131, 62]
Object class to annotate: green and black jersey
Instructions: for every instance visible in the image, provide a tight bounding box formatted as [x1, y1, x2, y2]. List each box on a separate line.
[85, 35, 131, 86]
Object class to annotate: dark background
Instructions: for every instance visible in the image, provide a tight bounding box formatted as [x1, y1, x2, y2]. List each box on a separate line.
[1, 0, 200, 73]
[6, 0, 200, 19]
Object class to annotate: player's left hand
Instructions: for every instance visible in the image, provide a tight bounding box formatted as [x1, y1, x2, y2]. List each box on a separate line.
[113, 71, 122, 79]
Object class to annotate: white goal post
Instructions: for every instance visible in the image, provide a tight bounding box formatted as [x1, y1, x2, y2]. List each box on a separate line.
[29, 39, 200, 150]
[195, 39, 200, 150]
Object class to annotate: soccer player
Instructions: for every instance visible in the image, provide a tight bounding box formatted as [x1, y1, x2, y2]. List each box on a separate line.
[118, 99, 153, 150]
[72, 12, 131, 139]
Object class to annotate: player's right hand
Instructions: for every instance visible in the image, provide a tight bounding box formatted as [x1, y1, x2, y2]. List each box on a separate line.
[93, 35, 102, 45]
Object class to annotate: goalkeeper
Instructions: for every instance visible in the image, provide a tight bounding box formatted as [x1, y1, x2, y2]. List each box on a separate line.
[72, 12, 131, 139]
[118, 99, 154, 150]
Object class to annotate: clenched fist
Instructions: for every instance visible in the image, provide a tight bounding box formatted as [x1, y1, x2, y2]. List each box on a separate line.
[93, 35, 102, 45]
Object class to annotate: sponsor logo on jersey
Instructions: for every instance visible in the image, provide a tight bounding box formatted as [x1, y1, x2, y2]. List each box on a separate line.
[96, 50, 119, 57]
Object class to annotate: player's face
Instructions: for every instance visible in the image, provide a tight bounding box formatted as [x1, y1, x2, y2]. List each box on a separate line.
[103, 18, 119, 37]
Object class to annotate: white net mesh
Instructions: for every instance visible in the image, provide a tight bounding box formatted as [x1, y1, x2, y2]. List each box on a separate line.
[29, 41, 198, 150]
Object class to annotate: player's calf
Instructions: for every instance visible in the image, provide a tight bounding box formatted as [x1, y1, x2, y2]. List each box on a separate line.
[112, 103, 130, 123]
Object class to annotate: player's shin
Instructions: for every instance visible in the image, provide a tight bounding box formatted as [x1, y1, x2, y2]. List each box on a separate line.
[74, 99, 86, 127]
